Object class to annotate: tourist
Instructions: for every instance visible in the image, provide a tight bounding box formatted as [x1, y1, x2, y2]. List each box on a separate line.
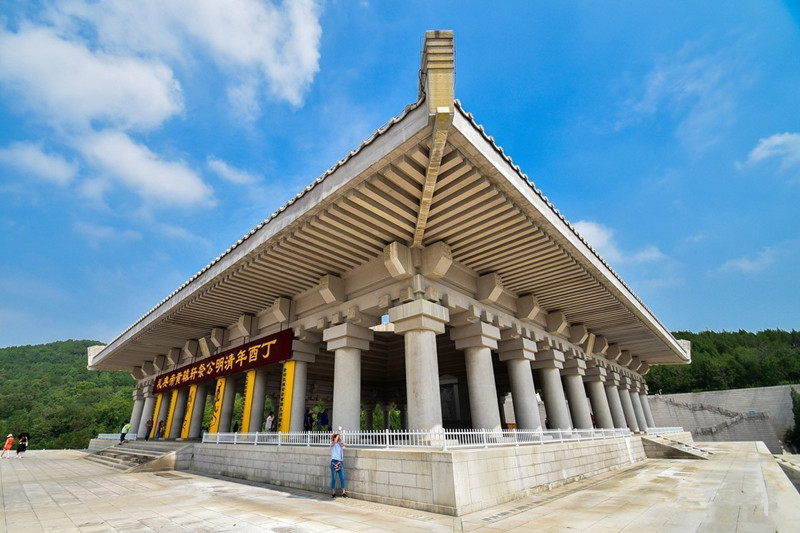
[319, 409, 329, 431]
[303, 409, 313, 432]
[119, 422, 131, 444]
[145, 418, 153, 441]
[16, 433, 28, 458]
[265, 411, 275, 432]
[156, 420, 164, 439]
[330, 427, 347, 498]
[1, 434, 13, 458]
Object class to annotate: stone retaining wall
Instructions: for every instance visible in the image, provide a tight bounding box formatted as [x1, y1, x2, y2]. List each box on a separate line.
[648, 385, 800, 453]
[184, 437, 646, 516]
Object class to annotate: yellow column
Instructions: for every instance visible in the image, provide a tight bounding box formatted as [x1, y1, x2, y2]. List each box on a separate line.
[150, 394, 163, 439]
[278, 361, 295, 433]
[240, 370, 257, 433]
[180, 385, 197, 439]
[163, 389, 179, 438]
[209, 378, 226, 433]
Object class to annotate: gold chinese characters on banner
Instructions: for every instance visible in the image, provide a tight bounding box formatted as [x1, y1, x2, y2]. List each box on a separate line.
[152, 328, 292, 394]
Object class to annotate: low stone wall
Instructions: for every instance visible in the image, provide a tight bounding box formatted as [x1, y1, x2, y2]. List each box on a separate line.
[183, 437, 646, 516]
[87, 439, 118, 453]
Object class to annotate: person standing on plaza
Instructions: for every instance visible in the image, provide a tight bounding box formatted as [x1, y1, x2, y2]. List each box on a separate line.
[156, 420, 164, 439]
[329, 427, 347, 498]
[265, 411, 275, 432]
[16, 433, 29, 458]
[144, 418, 153, 441]
[1, 434, 13, 458]
[119, 422, 130, 444]
[319, 409, 329, 431]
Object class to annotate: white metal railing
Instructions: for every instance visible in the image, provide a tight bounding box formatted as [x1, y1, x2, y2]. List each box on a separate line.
[201, 427, 632, 450]
[97, 433, 139, 441]
[645, 427, 684, 435]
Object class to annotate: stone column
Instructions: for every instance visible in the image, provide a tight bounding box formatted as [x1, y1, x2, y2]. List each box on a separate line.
[382, 404, 392, 430]
[630, 381, 649, 431]
[641, 386, 656, 428]
[324, 322, 373, 432]
[365, 405, 374, 430]
[246, 370, 268, 433]
[617, 377, 640, 433]
[583, 366, 614, 429]
[155, 392, 171, 437]
[561, 356, 592, 429]
[450, 321, 502, 432]
[218, 378, 237, 433]
[289, 335, 319, 432]
[532, 348, 571, 430]
[129, 388, 145, 435]
[604, 372, 627, 429]
[168, 388, 189, 439]
[497, 334, 542, 431]
[388, 299, 449, 432]
[137, 391, 157, 439]
[188, 383, 209, 438]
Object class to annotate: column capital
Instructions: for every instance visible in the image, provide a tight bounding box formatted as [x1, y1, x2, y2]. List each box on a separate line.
[388, 299, 449, 334]
[497, 336, 537, 362]
[449, 321, 501, 350]
[291, 338, 319, 363]
[604, 371, 621, 387]
[530, 349, 565, 370]
[561, 356, 587, 376]
[583, 365, 607, 383]
[323, 322, 374, 351]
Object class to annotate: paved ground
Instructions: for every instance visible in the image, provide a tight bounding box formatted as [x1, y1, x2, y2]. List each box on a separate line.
[1, 441, 798, 532]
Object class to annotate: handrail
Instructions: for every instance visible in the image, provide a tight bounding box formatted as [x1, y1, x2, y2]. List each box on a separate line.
[198, 427, 633, 450]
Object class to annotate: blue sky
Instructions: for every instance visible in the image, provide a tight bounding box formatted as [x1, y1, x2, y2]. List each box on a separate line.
[1, 1, 798, 348]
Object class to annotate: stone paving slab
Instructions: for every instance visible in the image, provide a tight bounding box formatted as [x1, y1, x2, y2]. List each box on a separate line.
[1, 441, 798, 532]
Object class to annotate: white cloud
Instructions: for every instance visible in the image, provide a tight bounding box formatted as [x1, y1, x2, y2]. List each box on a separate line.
[0, 141, 77, 185]
[718, 246, 777, 274]
[73, 221, 142, 246]
[746, 132, 800, 168]
[574, 220, 666, 265]
[156, 222, 211, 247]
[207, 156, 261, 185]
[0, 26, 182, 131]
[78, 131, 214, 208]
[49, 0, 322, 109]
[574, 220, 623, 263]
[617, 43, 738, 151]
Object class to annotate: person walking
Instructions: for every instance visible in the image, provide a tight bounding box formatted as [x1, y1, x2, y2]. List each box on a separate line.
[1, 434, 13, 458]
[330, 427, 347, 498]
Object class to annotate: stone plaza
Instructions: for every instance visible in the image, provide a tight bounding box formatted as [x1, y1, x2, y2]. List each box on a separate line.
[2, 441, 799, 532]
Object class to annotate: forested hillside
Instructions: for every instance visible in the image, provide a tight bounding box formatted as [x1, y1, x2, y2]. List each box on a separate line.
[647, 330, 800, 394]
[0, 340, 133, 450]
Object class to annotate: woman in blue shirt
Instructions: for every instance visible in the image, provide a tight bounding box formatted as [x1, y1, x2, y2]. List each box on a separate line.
[330, 428, 347, 498]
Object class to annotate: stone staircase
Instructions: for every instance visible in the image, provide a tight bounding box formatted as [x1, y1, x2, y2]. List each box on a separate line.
[84, 440, 192, 472]
[641, 435, 711, 460]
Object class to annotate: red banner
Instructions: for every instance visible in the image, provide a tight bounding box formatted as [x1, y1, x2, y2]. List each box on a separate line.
[152, 328, 293, 394]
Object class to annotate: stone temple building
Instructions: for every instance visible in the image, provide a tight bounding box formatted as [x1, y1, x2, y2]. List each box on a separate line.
[88, 31, 691, 514]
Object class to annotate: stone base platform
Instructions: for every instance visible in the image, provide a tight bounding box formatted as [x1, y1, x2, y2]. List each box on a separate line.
[117, 435, 647, 516]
